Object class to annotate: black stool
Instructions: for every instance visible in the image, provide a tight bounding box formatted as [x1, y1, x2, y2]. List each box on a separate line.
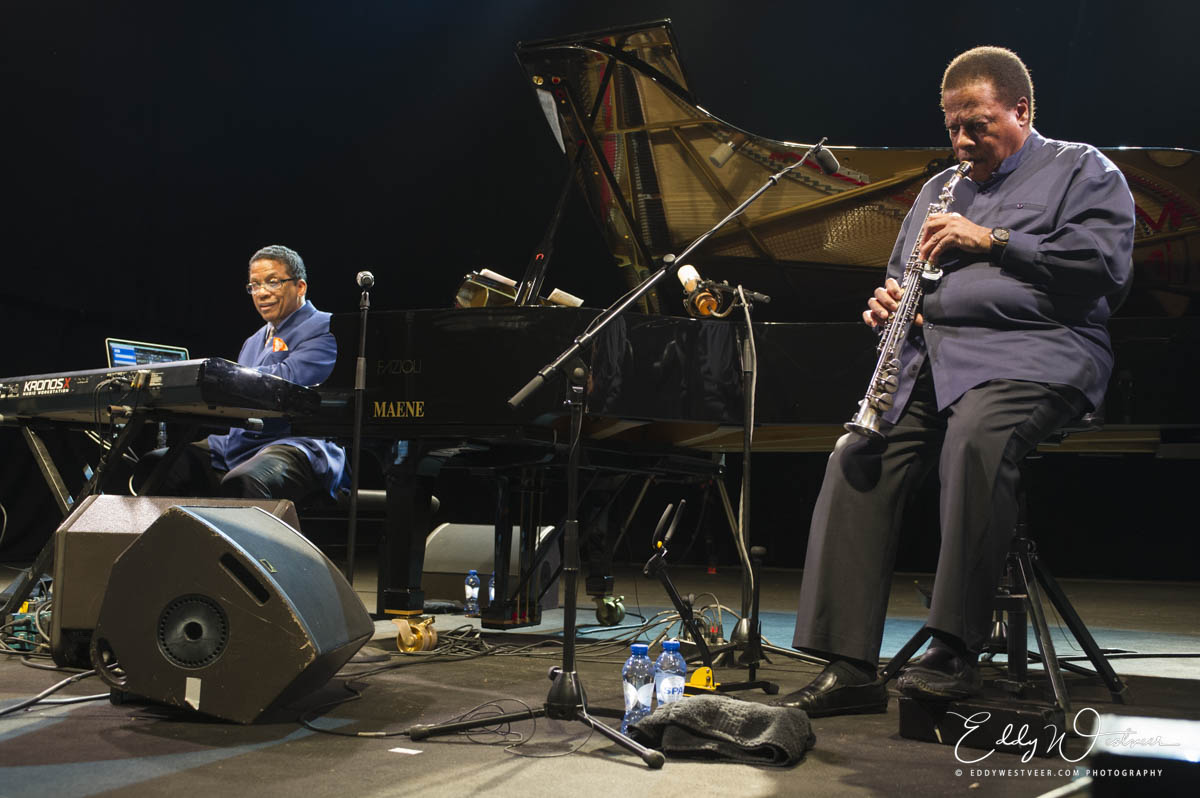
[881, 412, 1129, 712]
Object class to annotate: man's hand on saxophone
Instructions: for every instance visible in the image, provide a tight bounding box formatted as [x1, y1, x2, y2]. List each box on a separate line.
[864, 209, 993, 329]
[919, 211, 992, 264]
[864, 277, 923, 329]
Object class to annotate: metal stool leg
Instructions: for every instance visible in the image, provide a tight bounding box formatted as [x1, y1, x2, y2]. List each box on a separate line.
[1029, 552, 1129, 703]
[1016, 547, 1072, 712]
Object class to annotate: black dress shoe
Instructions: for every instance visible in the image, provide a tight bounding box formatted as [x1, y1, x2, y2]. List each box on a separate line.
[899, 641, 951, 673]
[771, 663, 888, 718]
[895, 645, 982, 700]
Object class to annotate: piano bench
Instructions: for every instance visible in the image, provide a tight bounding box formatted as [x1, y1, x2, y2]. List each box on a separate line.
[336, 488, 388, 514]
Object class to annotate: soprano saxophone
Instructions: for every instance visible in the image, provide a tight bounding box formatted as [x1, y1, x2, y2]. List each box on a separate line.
[844, 161, 973, 440]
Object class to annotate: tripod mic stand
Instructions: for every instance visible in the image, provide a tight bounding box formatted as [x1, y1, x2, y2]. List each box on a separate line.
[407, 360, 665, 768]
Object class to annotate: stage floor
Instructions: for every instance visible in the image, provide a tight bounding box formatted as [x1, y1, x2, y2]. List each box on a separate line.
[2, 562, 1198, 797]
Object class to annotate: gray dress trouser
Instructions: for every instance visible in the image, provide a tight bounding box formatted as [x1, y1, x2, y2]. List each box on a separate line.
[791, 364, 1086, 662]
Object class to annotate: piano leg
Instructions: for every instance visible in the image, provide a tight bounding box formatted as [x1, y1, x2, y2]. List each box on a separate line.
[378, 447, 434, 616]
[483, 476, 514, 625]
[482, 468, 547, 628]
[582, 474, 627, 599]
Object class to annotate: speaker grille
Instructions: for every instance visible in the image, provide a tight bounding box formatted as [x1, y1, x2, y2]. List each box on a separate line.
[157, 595, 229, 668]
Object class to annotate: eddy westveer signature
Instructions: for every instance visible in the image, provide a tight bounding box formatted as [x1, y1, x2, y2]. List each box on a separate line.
[950, 707, 1182, 764]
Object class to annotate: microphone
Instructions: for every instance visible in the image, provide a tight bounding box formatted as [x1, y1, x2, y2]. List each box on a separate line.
[813, 145, 840, 175]
[356, 271, 375, 288]
[708, 133, 748, 168]
[674, 261, 719, 317]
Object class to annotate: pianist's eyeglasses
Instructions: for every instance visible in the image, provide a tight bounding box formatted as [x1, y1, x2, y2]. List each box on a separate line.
[246, 277, 297, 294]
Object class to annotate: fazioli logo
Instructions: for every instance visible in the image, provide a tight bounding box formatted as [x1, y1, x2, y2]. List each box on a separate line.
[23, 377, 70, 395]
[377, 359, 422, 375]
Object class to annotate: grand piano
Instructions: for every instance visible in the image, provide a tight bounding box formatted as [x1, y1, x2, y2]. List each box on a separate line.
[302, 19, 1200, 621]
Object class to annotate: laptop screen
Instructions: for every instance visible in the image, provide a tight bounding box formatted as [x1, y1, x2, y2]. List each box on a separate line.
[106, 338, 190, 367]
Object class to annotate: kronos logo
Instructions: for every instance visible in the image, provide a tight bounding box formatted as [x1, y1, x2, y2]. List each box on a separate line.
[23, 377, 71, 395]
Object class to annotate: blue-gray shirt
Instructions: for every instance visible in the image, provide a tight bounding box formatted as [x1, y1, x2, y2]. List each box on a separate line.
[884, 129, 1135, 422]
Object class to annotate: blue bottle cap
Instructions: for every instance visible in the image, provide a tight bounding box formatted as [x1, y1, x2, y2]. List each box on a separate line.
[631, 643, 649, 655]
[468, 569, 477, 575]
[663, 640, 680, 652]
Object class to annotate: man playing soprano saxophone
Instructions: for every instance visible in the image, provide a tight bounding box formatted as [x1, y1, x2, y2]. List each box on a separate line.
[774, 46, 1135, 716]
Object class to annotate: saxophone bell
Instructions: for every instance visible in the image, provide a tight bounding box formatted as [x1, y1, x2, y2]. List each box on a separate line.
[845, 400, 886, 440]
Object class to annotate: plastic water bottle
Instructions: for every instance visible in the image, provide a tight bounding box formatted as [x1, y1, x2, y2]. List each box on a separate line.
[621, 643, 655, 734]
[488, 571, 495, 605]
[464, 569, 480, 615]
[654, 639, 687, 706]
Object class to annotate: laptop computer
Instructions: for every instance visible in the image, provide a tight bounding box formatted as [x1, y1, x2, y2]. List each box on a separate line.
[105, 338, 190, 368]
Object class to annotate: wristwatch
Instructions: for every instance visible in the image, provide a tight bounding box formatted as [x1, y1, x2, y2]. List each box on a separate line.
[990, 227, 1010, 261]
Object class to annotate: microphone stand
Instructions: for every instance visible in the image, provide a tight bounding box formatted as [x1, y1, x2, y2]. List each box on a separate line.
[344, 272, 373, 584]
[709, 286, 823, 670]
[407, 139, 836, 768]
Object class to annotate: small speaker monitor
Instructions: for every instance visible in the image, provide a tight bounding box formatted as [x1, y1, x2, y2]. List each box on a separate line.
[90, 505, 372, 723]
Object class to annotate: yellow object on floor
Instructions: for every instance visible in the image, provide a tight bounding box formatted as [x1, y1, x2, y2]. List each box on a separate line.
[393, 616, 438, 652]
[685, 666, 718, 694]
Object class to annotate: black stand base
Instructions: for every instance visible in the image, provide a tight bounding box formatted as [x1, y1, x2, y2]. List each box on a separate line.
[409, 362, 664, 768]
[679, 613, 781, 695]
[407, 668, 665, 768]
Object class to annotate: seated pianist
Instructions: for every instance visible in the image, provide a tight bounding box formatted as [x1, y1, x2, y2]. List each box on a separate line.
[135, 244, 349, 503]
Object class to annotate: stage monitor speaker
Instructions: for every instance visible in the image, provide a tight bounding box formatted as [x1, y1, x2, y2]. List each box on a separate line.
[50, 495, 299, 668]
[90, 504, 373, 724]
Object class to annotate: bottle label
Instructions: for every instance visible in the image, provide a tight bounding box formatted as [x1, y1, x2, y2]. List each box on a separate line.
[464, 585, 479, 601]
[622, 681, 654, 712]
[656, 674, 685, 705]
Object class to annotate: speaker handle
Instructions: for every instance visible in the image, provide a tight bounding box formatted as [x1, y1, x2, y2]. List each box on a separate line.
[90, 634, 128, 690]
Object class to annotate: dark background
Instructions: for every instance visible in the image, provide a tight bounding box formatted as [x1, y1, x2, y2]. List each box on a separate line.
[2, 1, 1197, 576]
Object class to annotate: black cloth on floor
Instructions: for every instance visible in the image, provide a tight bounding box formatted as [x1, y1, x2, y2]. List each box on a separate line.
[629, 695, 816, 766]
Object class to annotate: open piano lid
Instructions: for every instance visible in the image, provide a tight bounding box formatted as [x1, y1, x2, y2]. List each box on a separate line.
[515, 19, 1200, 320]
